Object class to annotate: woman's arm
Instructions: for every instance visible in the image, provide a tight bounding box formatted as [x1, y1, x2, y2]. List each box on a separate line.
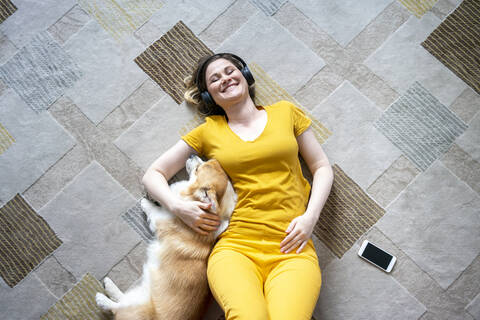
[280, 127, 334, 253]
[142, 140, 220, 235]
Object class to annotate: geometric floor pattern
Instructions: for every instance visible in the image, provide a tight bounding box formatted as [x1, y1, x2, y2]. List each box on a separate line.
[41, 273, 109, 320]
[0, 0, 16, 24]
[1, 1, 479, 319]
[422, 0, 480, 95]
[0, 194, 62, 288]
[313, 165, 385, 258]
[374, 81, 467, 171]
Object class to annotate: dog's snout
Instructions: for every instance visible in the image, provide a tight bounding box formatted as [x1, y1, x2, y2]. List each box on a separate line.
[188, 154, 196, 160]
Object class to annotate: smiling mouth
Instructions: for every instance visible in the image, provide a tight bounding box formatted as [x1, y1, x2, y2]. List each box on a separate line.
[222, 83, 237, 92]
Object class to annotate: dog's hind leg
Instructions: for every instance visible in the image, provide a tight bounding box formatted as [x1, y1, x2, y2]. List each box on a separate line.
[96, 292, 119, 312]
[103, 277, 124, 302]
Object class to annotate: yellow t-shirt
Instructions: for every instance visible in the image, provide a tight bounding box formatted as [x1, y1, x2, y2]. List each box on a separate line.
[182, 100, 312, 239]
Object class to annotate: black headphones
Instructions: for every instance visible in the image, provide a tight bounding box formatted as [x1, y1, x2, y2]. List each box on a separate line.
[196, 53, 255, 108]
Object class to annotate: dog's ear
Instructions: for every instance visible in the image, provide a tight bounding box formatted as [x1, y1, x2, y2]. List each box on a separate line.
[206, 188, 219, 214]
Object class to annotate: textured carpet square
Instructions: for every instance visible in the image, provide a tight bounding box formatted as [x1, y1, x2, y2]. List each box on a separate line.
[122, 201, 154, 242]
[250, 62, 331, 144]
[0, 122, 14, 155]
[313, 165, 385, 258]
[0, 0, 16, 24]
[78, 0, 163, 41]
[422, 0, 480, 94]
[0, 31, 82, 112]
[0, 194, 62, 287]
[249, 0, 287, 16]
[41, 273, 109, 320]
[398, 0, 438, 18]
[374, 81, 467, 171]
[134, 20, 213, 104]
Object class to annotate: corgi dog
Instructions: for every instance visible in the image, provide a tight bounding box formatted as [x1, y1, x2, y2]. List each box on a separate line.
[96, 155, 236, 320]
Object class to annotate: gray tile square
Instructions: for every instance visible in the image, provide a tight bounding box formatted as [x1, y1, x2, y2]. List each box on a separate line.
[0, 0, 76, 47]
[314, 245, 426, 320]
[364, 13, 466, 107]
[374, 81, 467, 171]
[290, 0, 394, 47]
[0, 31, 82, 112]
[467, 293, 480, 320]
[0, 89, 75, 204]
[376, 161, 480, 289]
[64, 20, 147, 124]
[311, 81, 401, 189]
[39, 161, 141, 279]
[114, 96, 199, 170]
[0, 274, 57, 320]
[217, 12, 325, 94]
[456, 111, 480, 163]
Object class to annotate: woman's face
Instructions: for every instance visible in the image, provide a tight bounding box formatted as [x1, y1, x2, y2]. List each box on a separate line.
[204, 58, 249, 108]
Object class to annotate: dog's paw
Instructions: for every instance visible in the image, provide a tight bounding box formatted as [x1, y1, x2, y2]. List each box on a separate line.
[140, 198, 156, 214]
[96, 292, 116, 311]
[103, 277, 124, 301]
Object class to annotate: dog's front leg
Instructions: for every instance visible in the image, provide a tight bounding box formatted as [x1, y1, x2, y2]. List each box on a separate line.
[141, 198, 174, 233]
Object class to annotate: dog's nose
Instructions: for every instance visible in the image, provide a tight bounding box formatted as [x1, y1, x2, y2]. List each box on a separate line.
[188, 154, 196, 160]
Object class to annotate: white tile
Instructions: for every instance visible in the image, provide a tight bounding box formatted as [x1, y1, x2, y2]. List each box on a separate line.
[64, 20, 147, 124]
[314, 245, 426, 320]
[311, 81, 401, 189]
[364, 13, 466, 107]
[0, 0, 76, 47]
[114, 96, 198, 170]
[0, 89, 75, 204]
[39, 161, 141, 279]
[376, 161, 480, 289]
[456, 111, 480, 163]
[217, 12, 325, 94]
[291, 0, 394, 47]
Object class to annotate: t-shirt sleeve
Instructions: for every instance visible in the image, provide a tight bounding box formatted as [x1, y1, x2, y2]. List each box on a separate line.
[290, 102, 312, 137]
[181, 122, 205, 155]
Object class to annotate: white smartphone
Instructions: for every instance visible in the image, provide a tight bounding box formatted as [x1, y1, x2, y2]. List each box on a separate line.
[358, 240, 396, 273]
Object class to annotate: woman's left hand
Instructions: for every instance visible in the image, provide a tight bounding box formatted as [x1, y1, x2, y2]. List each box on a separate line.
[280, 214, 315, 254]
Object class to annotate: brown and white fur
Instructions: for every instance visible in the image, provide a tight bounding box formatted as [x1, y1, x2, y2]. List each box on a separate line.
[96, 155, 236, 320]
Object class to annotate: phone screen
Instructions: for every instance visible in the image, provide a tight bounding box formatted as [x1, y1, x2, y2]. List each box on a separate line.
[361, 242, 393, 270]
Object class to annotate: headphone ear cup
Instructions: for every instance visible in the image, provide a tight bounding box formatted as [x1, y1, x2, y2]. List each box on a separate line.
[201, 90, 215, 107]
[241, 65, 255, 86]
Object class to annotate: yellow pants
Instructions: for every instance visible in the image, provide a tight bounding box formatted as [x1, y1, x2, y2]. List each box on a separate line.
[207, 235, 321, 320]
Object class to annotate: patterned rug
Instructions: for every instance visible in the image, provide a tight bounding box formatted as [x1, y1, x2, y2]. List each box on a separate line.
[0, 194, 62, 287]
[0, 31, 82, 112]
[374, 81, 467, 171]
[135, 20, 213, 104]
[0, 122, 14, 155]
[313, 165, 385, 258]
[122, 200, 155, 242]
[398, 0, 438, 18]
[0, 0, 16, 24]
[78, 0, 163, 41]
[249, 0, 288, 16]
[41, 273, 109, 320]
[422, 0, 480, 94]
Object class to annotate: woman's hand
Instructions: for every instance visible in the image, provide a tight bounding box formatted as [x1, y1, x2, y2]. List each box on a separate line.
[280, 214, 315, 254]
[171, 199, 220, 235]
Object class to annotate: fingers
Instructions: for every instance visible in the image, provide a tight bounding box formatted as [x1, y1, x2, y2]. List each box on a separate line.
[280, 228, 308, 254]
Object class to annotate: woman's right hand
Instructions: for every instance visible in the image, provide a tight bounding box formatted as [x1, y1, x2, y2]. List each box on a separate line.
[171, 199, 221, 235]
